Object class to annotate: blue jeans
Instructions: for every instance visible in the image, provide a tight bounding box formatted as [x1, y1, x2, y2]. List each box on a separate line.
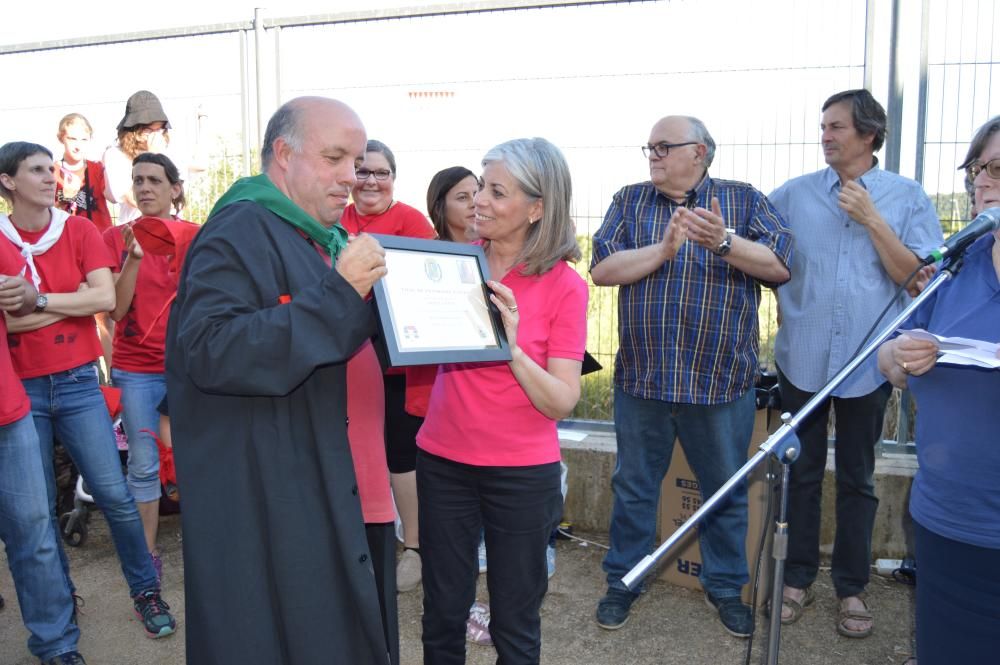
[603, 387, 754, 599]
[23, 363, 158, 598]
[0, 414, 80, 660]
[111, 368, 165, 503]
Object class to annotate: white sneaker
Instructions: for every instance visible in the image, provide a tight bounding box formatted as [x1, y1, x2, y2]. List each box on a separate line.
[396, 548, 421, 592]
[466, 601, 492, 646]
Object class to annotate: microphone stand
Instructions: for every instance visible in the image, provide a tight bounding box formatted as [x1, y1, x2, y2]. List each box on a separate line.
[621, 257, 967, 665]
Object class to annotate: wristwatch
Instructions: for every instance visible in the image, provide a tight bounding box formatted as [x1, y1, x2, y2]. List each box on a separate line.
[34, 293, 48, 313]
[713, 232, 733, 257]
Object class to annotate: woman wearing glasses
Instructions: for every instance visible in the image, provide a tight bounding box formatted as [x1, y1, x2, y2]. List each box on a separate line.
[877, 115, 1000, 664]
[103, 91, 171, 225]
[341, 140, 437, 239]
[341, 140, 437, 601]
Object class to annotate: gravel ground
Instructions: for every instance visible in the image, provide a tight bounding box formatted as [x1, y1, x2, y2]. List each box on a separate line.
[0, 513, 917, 665]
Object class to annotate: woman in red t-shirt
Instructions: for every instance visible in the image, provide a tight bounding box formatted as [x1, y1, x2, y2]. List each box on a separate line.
[0, 141, 175, 638]
[341, 140, 437, 595]
[104, 152, 198, 582]
[416, 138, 588, 663]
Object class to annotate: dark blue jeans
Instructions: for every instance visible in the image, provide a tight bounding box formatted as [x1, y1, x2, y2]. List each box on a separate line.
[777, 368, 891, 598]
[417, 451, 561, 665]
[603, 387, 755, 599]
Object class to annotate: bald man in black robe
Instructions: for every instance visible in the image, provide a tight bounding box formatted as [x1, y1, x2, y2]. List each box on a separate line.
[166, 97, 390, 664]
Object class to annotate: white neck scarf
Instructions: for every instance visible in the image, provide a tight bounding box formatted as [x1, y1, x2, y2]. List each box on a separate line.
[0, 207, 70, 290]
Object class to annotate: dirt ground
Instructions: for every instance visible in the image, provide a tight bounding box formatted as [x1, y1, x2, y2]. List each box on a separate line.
[0, 513, 917, 665]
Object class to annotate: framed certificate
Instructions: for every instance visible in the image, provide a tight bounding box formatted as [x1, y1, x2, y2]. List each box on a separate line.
[369, 234, 512, 367]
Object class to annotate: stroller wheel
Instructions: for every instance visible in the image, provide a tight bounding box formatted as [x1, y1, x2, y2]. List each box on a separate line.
[58, 512, 88, 547]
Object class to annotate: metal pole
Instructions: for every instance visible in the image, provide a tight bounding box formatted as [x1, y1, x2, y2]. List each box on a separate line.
[765, 463, 792, 665]
[239, 30, 252, 177]
[254, 7, 267, 156]
[864, 0, 876, 91]
[884, 0, 904, 173]
[274, 26, 282, 109]
[914, 0, 931, 184]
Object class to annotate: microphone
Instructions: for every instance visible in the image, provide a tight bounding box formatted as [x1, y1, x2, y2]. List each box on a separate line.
[923, 207, 1000, 264]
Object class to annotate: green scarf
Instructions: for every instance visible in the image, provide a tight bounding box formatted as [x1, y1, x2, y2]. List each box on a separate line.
[210, 173, 349, 259]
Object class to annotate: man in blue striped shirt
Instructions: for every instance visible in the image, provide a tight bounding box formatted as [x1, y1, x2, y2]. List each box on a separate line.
[591, 115, 792, 636]
[768, 89, 943, 639]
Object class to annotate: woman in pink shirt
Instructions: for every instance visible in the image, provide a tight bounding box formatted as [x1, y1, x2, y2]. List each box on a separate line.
[416, 138, 588, 664]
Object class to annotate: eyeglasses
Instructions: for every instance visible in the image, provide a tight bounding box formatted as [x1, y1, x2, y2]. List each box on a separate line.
[356, 168, 393, 181]
[642, 141, 698, 159]
[139, 126, 165, 137]
[965, 158, 1000, 182]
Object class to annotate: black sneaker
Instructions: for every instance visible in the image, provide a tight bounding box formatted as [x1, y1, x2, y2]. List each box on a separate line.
[705, 591, 753, 638]
[40, 651, 87, 664]
[595, 587, 638, 630]
[133, 589, 176, 638]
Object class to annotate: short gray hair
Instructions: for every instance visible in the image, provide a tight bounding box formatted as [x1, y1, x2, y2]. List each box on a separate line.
[683, 116, 717, 168]
[261, 101, 304, 170]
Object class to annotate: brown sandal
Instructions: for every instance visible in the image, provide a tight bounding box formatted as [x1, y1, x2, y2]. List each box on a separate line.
[837, 597, 874, 638]
[779, 586, 815, 625]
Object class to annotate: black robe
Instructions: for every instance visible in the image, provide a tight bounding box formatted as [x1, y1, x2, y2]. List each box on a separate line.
[165, 201, 389, 665]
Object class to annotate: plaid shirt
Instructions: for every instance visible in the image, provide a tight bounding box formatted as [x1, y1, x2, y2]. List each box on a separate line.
[591, 175, 792, 405]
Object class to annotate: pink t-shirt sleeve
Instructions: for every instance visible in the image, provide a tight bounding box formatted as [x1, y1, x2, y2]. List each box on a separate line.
[545, 266, 588, 361]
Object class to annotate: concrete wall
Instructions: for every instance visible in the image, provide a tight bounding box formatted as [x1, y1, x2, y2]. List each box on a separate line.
[560, 431, 917, 560]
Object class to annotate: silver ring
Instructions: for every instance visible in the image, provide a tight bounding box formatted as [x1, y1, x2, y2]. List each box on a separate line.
[509, 305, 518, 313]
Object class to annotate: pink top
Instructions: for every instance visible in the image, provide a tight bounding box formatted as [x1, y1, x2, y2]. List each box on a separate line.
[302, 231, 394, 523]
[346, 340, 395, 523]
[417, 261, 588, 466]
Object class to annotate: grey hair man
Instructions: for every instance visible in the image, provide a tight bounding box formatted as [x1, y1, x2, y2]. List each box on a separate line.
[591, 115, 792, 637]
[166, 97, 391, 664]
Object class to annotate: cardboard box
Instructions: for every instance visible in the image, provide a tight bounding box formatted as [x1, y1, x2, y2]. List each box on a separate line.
[655, 408, 779, 605]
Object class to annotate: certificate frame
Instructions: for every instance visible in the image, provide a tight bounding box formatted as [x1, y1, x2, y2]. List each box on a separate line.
[369, 234, 512, 367]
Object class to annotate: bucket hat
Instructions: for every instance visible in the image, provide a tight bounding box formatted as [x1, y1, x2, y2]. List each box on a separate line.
[117, 90, 170, 131]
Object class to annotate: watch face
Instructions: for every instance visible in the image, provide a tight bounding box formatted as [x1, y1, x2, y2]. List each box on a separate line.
[36, 294, 48, 310]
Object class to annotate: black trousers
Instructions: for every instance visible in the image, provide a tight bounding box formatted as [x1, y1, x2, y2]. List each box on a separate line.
[777, 368, 891, 597]
[366, 522, 399, 665]
[417, 451, 561, 665]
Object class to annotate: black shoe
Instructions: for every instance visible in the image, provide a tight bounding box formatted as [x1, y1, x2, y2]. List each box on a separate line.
[596, 587, 638, 630]
[40, 651, 87, 664]
[705, 591, 753, 638]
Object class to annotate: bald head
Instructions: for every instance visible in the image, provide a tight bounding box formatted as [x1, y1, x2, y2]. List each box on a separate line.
[262, 97, 362, 171]
[263, 96, 367, 227]
[646, 115, 716, 199]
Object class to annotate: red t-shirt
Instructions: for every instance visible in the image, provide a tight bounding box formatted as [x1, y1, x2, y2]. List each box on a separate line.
[104, 219, 197, 373]
[0, 241, 30, 426]
[417, 261, 588, 466]
[346, 340, 395, 523]
[6, 215, 115, 379]
[404, 364, 438, 417]
[340, 201, 435, 239]
[298, 231, 395, 523]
